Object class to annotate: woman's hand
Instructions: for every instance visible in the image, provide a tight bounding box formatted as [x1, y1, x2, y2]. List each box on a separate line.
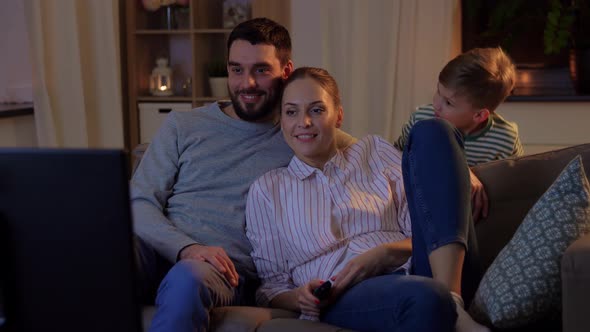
[296, 279, 325, 318]
[330, 239, 411, 298]
[330, 245, 391, 297]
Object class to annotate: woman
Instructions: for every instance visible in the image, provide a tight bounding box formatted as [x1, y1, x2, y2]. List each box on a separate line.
[245, 67, 488, 332]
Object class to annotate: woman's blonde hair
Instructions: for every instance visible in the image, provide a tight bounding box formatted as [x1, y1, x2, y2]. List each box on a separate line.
[282, 67, 341, 108]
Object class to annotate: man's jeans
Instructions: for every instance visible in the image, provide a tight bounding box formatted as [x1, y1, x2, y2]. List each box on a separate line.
[134, 238, 256, 332]
[321, 119, 483, 332]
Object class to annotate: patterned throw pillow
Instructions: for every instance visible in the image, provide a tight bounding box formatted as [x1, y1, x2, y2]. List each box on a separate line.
[469, 155, 590, 329]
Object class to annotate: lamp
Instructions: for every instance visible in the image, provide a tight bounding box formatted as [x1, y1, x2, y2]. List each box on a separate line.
[150, 57, 173, 96]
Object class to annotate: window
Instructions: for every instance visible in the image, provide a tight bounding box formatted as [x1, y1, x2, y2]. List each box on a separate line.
[462, 0, 590, 99]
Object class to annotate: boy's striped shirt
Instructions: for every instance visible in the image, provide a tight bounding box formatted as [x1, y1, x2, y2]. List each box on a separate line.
[394, 104, 523, 166]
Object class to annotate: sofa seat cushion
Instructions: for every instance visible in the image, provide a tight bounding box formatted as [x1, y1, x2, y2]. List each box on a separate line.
[210, 306, 298, 332]
[143, 305, 351, 332]
[470, 156, 590, 329]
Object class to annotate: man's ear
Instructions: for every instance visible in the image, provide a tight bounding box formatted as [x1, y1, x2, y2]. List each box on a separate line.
[336, 106, 344, 128]
[282, 60, 294, 79]
[473, 108, 490, 125]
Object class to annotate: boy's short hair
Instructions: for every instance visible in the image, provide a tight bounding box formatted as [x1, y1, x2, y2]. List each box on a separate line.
[227, 17, 292, 66]
[439, 47, 516, 112]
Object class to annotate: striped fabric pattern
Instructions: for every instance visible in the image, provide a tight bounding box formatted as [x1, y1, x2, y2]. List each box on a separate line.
[394, 104, 523, 166]
[246, 135, 412, 306]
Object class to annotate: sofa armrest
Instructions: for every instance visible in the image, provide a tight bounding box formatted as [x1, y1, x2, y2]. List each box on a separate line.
[562, 233, 590, 332]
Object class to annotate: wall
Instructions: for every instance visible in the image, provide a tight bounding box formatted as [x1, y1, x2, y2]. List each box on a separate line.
[2, 2, 587, 151]
[0, 0, 32, 103]
[0, 115, 36, 147]
[290, 1, 590, 154]
[0, 0, 36, 147]
[497, 102, 590, 155]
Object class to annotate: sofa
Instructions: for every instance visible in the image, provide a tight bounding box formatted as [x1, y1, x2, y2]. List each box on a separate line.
[133, 143, 590, 332]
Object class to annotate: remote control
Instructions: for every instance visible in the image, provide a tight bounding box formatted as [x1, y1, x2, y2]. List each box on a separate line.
[313, 280, 332, 300]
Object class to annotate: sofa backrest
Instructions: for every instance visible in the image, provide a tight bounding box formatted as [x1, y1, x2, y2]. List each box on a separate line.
[131, 142, 590, 272]
[472, 143, 590, 270]
[131, 143, 149, 176]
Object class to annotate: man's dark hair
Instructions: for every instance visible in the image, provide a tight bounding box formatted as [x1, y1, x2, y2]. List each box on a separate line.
[227, 17, 292, 66]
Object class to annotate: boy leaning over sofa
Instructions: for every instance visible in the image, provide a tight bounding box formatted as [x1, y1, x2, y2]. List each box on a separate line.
[394, 47, 524, 166]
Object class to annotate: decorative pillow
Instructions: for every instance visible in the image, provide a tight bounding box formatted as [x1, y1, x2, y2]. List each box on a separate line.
[469, 155, 590, 329]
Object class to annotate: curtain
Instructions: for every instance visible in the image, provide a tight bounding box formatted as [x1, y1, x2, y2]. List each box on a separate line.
[24, 0, 124, 148]
[291, 0, 462, 141]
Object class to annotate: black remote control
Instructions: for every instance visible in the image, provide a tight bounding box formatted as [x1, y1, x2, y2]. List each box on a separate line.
[313, 280, 332, 300]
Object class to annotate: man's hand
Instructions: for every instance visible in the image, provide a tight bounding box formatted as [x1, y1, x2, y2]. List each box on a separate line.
[179, 244, 239, 287]
[469, 168, 489, 223]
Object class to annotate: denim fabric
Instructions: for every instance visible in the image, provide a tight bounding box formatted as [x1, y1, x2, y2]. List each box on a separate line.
[402, 118, 483, 306]
[320, 119, 486, 331]
[321, 274, 456, 332]
[135, 237, 256, 332]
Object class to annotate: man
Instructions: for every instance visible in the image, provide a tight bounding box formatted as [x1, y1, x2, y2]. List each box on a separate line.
[131, 18, 353, 332]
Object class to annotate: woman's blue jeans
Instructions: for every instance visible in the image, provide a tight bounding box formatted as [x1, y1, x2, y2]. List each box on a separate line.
[322, 119, 483, 332]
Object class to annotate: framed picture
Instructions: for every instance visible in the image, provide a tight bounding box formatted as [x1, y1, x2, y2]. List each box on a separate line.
[223, 0, 251, 28]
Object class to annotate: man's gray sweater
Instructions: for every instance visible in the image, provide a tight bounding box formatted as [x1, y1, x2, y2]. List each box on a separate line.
[130, 102, 294, 280]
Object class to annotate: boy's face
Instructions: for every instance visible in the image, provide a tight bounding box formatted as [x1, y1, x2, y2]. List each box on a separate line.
[227, 40, 293, 122]
[432, 82, 489, 134]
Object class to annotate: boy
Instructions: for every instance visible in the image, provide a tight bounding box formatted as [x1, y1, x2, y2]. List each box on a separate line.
[394, 47, 523, 166]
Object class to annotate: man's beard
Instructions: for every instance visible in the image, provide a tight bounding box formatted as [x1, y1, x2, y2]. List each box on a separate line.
[229, 78, 283, 122]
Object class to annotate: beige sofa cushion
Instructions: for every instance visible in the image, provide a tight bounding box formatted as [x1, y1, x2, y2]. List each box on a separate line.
[142, 306, 354, 332]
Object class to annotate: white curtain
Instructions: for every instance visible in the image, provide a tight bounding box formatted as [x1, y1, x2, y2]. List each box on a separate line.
[291, 0, 462, 141]
[24, 0, 124, 148]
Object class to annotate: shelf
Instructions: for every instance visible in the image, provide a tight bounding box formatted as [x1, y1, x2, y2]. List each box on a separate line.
[136, 29, 192, 35]
[138, 96, 192, 102]
[0, 103, 34, 118]
[135, 29, 231, 35]
[136, 96, 231, 103]
[507, 95, 590, 102]
[194, 29, 233, 34]
[125, 0, 291, 150]
[195, 96, 229, 101]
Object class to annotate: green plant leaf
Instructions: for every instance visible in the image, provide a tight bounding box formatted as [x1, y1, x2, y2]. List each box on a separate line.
[548, 12, 558, 26]
[558, 29, 570, 39]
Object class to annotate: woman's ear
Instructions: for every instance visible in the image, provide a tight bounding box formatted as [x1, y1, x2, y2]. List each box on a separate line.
[336, 106, 344, 128]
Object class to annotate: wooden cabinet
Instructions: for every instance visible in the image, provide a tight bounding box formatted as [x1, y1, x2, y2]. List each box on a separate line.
[123, 0, 290, 149]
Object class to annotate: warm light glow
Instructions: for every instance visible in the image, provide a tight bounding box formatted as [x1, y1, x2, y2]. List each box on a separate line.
[159, 85, 167, 91]
[519, 71, 531, 84]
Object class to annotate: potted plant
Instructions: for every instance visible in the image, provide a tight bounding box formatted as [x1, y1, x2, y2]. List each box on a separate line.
[207, 60, 228, 98]
[544, 0, 590, 94]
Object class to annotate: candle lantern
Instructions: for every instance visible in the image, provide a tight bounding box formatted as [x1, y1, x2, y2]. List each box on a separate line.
[150, 57, 173, 96]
